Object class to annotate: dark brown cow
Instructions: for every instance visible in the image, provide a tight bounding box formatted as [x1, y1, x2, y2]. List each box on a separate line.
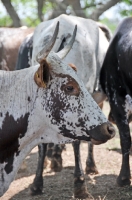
[0, 27, 34, 71]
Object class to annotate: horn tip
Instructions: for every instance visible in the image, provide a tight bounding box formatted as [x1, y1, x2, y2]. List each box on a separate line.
[74, 25, 77, 33]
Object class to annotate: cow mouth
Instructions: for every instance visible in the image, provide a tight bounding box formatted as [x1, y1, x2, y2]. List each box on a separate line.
[90, 138, 106, 145]
[60, 122, 115, 144]
[88, 124, 115, 145]
[75, 135, 109, 145]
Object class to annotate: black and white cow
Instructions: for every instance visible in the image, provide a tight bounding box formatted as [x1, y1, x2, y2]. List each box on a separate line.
[0, 22, 115, 197]
[100, 16, 132, 187]
[16, 14, 112, 198]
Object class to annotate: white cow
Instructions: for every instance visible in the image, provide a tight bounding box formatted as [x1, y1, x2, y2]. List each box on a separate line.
[0, 22, 115, 197]
[31, 14, 112, 198]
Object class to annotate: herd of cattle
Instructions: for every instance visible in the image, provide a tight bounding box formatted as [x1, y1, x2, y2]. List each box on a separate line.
[0, 14, 132, 199]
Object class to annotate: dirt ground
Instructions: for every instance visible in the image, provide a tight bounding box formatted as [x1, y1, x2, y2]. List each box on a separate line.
[1, 102, 132, 200]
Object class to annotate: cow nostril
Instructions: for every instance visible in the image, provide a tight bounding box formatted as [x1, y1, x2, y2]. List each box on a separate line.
[107, 125, 116, 138]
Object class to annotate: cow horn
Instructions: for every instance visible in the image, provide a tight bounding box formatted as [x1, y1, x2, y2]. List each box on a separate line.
[36, 21, 59, 63]
[56, 25, 77, 60]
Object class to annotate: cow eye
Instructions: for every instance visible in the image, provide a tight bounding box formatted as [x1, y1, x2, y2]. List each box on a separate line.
[61, 82, 80, 96]
[66, 85, 74, 92]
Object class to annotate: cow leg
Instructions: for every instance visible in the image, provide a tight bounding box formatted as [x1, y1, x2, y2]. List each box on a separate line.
[50, 144, 65, 172]
[46, 143, 55, 158]
[85, 102, 103, 175]
[73, 140, 89, 199]
[30, 143, 47, 195]
[110, 103, 131, 187]
[117, 123, 131, 186]
[85, 142, 98, 174]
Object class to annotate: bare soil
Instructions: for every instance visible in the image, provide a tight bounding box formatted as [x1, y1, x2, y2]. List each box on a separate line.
[1, 102, 132, 200]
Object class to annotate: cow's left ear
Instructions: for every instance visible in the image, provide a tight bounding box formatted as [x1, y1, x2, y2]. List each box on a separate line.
[92, 91, 106, 106]
[34, 60, 50, 88]
[68, 63, 77, 72]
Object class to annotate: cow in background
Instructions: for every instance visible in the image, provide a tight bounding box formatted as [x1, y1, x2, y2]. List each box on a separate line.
[15, 32, 33, 70]
[0, 27, 34, 71]
[100, 17, 132, 187]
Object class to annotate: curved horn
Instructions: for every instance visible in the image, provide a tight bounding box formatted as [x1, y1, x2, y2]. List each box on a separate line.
[56, 25, 77, 60]
[36, 21, 59, 63]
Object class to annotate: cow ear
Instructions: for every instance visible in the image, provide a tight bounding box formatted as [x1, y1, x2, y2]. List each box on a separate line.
[92, 91, 106, 106]
[68, 63, 77, 72]
[34, 60, 50, 88]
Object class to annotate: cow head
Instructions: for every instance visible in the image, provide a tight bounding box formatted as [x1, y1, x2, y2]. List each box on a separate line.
[33, 22, 115, 145]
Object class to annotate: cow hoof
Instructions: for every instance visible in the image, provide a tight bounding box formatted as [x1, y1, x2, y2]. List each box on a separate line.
[30, 185, 43, 195]
[74, 183, 89, 199]
[50, 155, 62, 172]
[30, 177, 43, 195]
[74, 177, 89, 199]
[117, 176, 131, 187]
[85, 165, 98, 175]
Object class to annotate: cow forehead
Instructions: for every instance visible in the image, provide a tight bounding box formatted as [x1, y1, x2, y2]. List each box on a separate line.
[47, 51, 84, 84]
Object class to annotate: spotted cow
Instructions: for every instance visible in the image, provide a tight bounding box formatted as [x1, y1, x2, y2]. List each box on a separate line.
[0, 22, 115, 197]
[100, 17, 132, 187]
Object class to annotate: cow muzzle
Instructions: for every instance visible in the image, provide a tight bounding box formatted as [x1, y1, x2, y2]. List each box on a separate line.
[89, 122, 116, 145]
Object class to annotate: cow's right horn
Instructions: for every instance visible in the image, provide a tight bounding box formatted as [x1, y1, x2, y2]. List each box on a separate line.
[56, 25, 77, 60]
[36, 21, 59, 63]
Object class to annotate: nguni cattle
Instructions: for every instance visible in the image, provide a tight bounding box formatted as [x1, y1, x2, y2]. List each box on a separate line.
[0, 27, 34, 71]
[22, 14, 113, 198]
[0, 22, 115, 197]
[100, 16, 132, 187]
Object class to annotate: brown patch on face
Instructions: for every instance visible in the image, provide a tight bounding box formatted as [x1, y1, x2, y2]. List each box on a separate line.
[68, 63, 77, 72]
[60, 74, 80, 96]
[0, 112, 29, 163]
[34, 59, 50, 88]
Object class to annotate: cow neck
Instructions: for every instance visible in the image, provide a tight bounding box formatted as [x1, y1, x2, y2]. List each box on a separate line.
[0, 66, 39, 117]
[0, 134, 44, 196]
